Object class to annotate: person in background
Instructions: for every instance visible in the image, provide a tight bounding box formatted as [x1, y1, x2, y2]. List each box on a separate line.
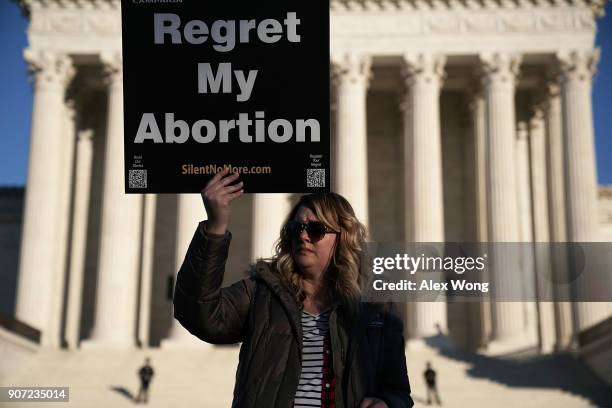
[424, 361, 441, 406]
[135, 357, 154, 404]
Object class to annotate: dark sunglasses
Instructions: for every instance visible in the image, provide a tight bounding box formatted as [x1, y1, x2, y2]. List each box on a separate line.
[285, 220, 338, 243]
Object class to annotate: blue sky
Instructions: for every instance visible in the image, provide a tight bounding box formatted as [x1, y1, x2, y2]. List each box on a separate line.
[1, 2, 611, 186]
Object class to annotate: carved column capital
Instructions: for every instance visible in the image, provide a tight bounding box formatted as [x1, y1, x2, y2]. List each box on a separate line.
[529, 104, 546, 130]
[545, 76, 561, 98]
[66, 98, 77, 118]
[399, 53, 446, 114]
[100, 51, 123, 87]
[77, 128, 95, 144]
[516, 121, 529, 141]
[24, 49, 75, 91]
[478, 51, 522, 87]
[556, 49, 600, 84]
[331, 53, 372, 88]
[401, 53, 446, 87]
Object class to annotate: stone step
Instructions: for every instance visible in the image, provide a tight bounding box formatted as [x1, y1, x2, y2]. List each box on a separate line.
[1, 340, 611, 408]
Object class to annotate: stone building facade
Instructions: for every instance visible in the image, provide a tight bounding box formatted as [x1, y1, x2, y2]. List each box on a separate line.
[8, 0, 612, 354]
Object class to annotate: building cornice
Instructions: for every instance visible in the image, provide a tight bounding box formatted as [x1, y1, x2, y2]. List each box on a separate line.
[331, 0, 606, 16]
[19, 0, 606, 15]
[20, 0, 118, 14]
[19, 0, 605, 57]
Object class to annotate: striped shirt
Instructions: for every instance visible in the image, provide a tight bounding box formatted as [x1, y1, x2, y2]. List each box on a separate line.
[294, 305, 338, 408]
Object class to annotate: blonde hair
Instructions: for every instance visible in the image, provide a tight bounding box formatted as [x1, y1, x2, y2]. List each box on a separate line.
[270, 192, 368, 310]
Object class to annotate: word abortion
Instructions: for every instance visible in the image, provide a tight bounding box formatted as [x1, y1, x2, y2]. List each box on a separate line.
[134, 112, 320, 144]
[154, 13, 301, 52]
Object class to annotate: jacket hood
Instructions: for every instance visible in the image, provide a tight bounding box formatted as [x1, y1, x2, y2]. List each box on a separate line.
[251, 260, 303, 312]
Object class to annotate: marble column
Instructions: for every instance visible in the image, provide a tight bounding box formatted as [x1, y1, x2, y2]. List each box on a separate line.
[332, 54, 371, 226]
[65, 127, 95, 349]
[163, 194, 208, 347]
[515, 120, 539, 349]
[516, 121, 532, 242]
[82, 52, 143, 348]
[479, 52, 527, 352]
[467, 88, 492, 350]
[401, 53, 447, 343]
[544, 78, 574, 350]
[51, 100, 77, 347]
[529, 106, 549, 189]
[468, 90, 488, 243]
[528, 104, 556, 353]
[557, 49, 609, 331]
[251, 194, 292, 261]
[16, 50, 74, 347]
[138, 193, 157, 348]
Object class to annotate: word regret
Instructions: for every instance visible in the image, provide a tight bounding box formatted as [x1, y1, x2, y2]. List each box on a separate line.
[153, 12, 302, 52]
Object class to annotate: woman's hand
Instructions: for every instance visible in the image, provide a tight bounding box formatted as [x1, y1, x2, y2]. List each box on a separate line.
[359, 397, 389, 408]
[200, 167, 243, 235]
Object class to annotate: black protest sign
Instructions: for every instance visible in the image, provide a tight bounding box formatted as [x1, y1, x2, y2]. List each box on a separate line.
[121, 0, 330, 193]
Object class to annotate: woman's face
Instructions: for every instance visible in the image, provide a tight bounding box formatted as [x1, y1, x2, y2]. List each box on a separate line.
[290, 205, 337, 276]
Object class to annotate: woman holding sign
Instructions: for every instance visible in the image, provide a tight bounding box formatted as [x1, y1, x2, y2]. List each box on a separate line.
[173, 168, 413, 408]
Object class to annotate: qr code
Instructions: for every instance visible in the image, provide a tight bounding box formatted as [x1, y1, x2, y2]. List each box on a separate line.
[129, 169, 147, 188]
[307, 169, 325, 188]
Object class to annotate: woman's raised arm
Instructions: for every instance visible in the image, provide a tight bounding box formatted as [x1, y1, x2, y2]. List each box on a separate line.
[173, 168, 252, 344]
